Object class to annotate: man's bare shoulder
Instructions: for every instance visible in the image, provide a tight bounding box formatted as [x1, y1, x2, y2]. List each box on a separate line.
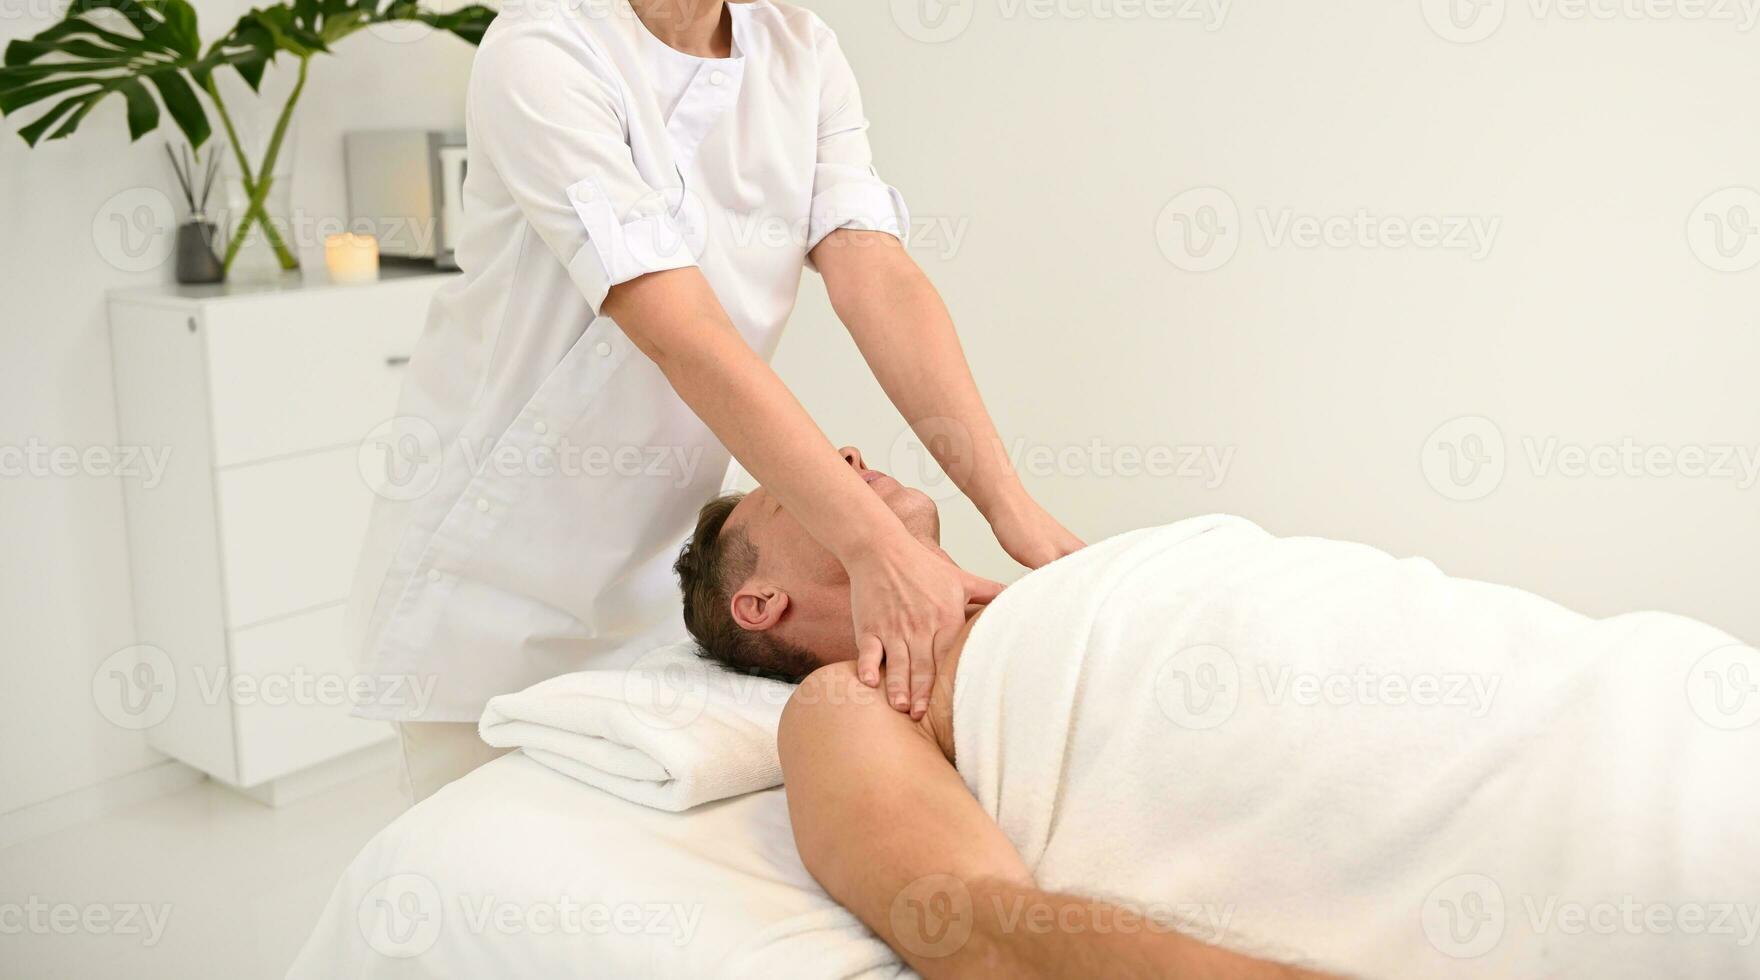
[780, 662, 949, 765]
[782, 662, 904, 731]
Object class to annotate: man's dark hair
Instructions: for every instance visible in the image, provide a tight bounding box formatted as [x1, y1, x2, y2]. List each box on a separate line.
[674, 492, 822, 683]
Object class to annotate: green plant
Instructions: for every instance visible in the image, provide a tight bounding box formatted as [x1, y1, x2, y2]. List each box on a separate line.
[0, 0, 493, 274]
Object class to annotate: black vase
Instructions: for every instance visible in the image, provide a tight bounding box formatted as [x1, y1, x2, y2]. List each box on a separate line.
[175, 217, 224, 284]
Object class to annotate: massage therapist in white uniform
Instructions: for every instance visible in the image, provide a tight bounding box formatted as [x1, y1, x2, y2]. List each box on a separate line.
[345, 0, 1083, 801]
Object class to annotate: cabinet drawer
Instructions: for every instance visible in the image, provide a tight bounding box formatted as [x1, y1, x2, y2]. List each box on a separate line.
[216, 445, 375, 627]
[201, 276, 449, 467]
[230, 603, 395, 786]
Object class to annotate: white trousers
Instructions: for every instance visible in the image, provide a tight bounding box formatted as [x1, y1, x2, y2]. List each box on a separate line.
[395, 721, 513, 804]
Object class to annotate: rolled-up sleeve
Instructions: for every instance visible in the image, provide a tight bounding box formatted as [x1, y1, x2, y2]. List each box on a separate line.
[469, 24, 697, 312]
[804, 20, 911, 263]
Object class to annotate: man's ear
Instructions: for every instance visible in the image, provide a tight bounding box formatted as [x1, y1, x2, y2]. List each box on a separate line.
[729, 582, 790, 632]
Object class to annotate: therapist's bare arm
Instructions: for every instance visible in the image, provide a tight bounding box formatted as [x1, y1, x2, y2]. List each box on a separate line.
[780, 664, 1333, 980]
[603, 268, 1000, 717]
[812, 230, 1083, 574]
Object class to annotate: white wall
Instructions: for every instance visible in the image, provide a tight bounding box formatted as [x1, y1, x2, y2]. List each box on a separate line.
[778, 1, 1759, 644]
[0, 5, 477, 816]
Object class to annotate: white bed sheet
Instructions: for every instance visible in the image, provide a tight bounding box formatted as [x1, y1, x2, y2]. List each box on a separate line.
[288, 753, 905, 979]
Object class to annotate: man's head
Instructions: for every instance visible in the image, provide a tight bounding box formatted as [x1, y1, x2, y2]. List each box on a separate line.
[674, 446, 942, 680]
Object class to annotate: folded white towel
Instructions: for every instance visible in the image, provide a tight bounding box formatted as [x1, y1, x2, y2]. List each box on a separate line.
[478, 640, 793, 811]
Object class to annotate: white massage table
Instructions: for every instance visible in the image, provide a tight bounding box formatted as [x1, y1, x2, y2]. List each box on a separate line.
[288, 753, 904, 979]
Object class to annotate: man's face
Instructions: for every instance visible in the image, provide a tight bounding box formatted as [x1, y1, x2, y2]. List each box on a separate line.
[720, 446, 941, 662]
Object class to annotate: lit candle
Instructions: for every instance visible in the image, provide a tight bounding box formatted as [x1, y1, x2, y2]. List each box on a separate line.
[325, 232, 380, 284]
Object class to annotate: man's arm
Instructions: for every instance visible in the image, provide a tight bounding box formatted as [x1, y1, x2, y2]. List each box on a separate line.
[779, 662, 1331, 980]
[603, 269, 1001, 717]
[811, 230, 1083, 572]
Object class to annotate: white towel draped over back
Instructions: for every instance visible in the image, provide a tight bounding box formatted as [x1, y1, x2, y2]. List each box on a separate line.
[952, 516, 1759, 979]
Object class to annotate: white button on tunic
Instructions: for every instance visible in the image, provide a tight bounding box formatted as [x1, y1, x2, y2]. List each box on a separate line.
[345, 0, 910, 721]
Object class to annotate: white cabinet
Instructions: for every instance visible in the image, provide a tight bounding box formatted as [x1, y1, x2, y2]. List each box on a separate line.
[108, 271, 455, 793]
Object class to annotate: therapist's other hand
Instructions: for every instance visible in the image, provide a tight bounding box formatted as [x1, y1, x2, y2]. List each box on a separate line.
[848, 533, 1003, 720]
[987, 493, 1085, 570]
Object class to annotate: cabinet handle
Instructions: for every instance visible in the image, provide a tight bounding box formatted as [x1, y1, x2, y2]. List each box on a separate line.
[385, 355, 411, 367]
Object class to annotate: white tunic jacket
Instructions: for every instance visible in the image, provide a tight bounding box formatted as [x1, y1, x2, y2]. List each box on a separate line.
[345, 0, 909, 721]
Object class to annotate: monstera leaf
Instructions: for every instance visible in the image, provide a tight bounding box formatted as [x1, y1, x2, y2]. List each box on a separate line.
[0, 0, 494, 147]
[0, 0, 223, 147]
[216, 0, 494, 84]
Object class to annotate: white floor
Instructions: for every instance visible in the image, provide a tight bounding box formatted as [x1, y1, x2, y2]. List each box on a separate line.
[0, 767, 407, 980]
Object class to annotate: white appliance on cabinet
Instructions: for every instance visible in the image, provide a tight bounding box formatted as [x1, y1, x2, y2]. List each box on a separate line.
[108, 271, 455, 802]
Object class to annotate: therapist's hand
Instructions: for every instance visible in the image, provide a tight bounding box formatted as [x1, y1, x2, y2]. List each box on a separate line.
[847, 531, 1004, 719]
[986, 493, 1085, 570]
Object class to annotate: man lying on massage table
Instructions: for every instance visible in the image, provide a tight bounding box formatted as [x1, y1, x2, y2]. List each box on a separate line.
[674, 447, 1759, 980]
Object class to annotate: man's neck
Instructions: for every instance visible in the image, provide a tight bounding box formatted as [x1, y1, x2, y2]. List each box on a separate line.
[631, 0, 732, 58]
[915, 604, 988, 765]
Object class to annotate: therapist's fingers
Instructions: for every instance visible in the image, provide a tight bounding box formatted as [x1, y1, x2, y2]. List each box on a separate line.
[855, 632, 884, 688]
[963, 572, 1005, 607]
[883, 637, 914, 713]
[921, 625, 965, 720]
[910, 632, 945, 721]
